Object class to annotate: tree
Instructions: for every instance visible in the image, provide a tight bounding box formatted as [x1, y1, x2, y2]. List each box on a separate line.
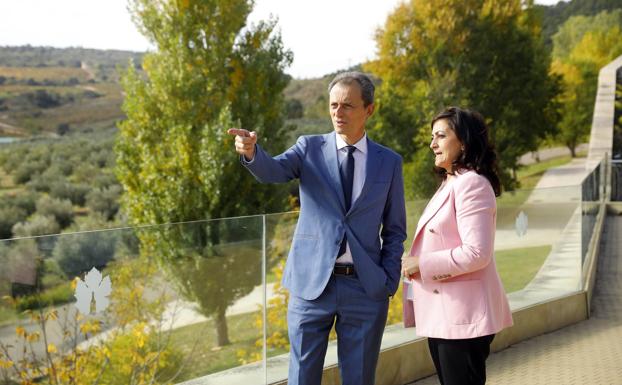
[285, 98, 304, 119]
[117, 0, 293, 346]
[11, 214, 60, 237]
[35, 195, 74, 228]
[366, 0, 560, 193]
[52, 214, 119, 277]
[86, 185, 122, 220]
[0, 206, 27, 239]
[551, 10, 622, 157]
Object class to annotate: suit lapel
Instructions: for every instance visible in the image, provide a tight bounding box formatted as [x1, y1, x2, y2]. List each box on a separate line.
[351, 138, 383, 213]
[321, 132, 346, 211]
[412, 182, 452, 242]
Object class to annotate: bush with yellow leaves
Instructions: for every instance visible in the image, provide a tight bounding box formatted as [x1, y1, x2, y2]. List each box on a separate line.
[0, 257, 183, 385]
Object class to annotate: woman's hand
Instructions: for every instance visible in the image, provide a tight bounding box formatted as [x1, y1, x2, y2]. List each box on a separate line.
[401, 255, 420, 279]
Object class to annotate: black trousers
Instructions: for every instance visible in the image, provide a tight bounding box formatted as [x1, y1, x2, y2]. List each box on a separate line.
[427, 334, 495, 385]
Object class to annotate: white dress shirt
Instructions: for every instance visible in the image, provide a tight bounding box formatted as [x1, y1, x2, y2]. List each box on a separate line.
[335, 132, 367, 264]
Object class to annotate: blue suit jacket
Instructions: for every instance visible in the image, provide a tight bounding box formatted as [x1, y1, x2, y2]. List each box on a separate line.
[244, 132, 406, 301]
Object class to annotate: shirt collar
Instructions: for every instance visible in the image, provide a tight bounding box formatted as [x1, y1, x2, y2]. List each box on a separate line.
[336, 132, 367, 155]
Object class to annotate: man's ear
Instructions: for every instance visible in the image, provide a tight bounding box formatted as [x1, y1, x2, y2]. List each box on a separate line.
[366, 103, 375, 117]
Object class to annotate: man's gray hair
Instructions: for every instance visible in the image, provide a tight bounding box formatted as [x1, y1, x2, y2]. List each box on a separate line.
[327, 71, 375, 107]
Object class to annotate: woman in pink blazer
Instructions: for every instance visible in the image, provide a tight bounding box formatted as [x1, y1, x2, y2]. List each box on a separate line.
[402, 107, 513, 385]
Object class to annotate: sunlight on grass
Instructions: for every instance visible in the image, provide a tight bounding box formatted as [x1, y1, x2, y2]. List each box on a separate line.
[168, 311, 288, 382]
[496, 245, 551, 293]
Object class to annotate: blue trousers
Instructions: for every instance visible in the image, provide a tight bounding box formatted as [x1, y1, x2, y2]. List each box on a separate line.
[287, 274, 389, 385]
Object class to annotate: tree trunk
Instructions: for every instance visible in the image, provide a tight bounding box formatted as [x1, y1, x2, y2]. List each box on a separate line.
[215, 307, 230, 346]
[570, 145, 576, 158]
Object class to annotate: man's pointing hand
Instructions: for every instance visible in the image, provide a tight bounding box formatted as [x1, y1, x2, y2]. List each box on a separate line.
[227, 128, 257, 161]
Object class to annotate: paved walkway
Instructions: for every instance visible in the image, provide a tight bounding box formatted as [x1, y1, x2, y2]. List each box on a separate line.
[517, 144, 587, 166]
[410, 214, 622, 385]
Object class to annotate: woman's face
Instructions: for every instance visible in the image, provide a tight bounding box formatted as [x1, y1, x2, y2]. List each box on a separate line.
[430, 119, 463, 172]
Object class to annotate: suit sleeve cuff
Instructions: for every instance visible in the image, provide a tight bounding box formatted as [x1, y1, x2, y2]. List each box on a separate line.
[240, 145, 257, 164]
[419, 249, 456, 282]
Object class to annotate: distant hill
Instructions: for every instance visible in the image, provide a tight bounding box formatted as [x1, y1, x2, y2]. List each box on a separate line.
[0, 46, 143, 137]
[0, 46, 143, 82]
[537, 0, 622, 45]
[2, 0, 621, 138]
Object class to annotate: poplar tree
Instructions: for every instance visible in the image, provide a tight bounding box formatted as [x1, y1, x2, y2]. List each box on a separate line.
[116, 0, 293, 346]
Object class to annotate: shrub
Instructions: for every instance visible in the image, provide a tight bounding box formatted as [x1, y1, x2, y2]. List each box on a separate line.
[14, 281, 74, 312]
[71, 162, 99, 184]
[0, 191, 38, 216]
[35, 195, 74, 228]
[285, 98, 304, 119]
[92, 172, 118, 188]
[0, 206, 27, 239]
[0, 258, 183, 385]
[25, 89, 62, 108]
[13, 160, 47, 184]
[11, 214, 60, 237]
[57, 122, 70, 136]
[1, 146, 29, 171]
[86, 185, 121, 220]
[52, 214, 118, 277]
[25, 166, 65, 193]
[50, 181, 90, 206]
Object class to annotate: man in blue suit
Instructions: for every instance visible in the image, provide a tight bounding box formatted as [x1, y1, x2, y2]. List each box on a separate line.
[227, 71, 406, 385]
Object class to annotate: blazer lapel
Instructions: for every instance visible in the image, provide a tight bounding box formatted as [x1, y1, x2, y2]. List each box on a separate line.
[321, 132, 346, 211]
[412, 183, 452, 242]
[350, 138, 383, 213]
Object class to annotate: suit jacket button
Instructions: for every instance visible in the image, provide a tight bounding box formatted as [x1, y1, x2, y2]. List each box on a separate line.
[433, 289, 439, 294]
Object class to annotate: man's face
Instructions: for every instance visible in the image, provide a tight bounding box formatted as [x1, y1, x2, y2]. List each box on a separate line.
[329, 82, 374, 140]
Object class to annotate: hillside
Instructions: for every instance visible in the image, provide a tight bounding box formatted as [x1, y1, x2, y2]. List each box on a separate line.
[1, 0, 621, 139]
[0, 46, 142, 136]
[537, 0, 622, 45]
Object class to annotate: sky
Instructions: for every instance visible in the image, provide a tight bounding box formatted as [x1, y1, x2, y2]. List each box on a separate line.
[0, 0, 565, 79]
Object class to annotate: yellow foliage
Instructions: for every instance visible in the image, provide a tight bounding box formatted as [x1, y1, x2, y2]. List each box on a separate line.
[25, 332, 40, 343]
[0, 258, 180, 385]
[0, 359, 14, 369]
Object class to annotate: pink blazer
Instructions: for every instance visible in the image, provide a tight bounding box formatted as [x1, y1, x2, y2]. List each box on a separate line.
[403, 170, 513, 339]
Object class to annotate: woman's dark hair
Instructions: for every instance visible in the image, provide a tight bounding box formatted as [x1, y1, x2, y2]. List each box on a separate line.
[431, 106, 502, 197]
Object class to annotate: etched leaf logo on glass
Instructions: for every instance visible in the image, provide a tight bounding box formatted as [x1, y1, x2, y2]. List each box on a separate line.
[74, 267, 112, 315]
[515, 211, 528, 237]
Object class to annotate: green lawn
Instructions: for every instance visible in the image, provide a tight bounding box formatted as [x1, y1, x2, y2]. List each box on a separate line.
[496, 245, 551, 293]
[168, 311, 287, 382]
[0, 305, 21, 326]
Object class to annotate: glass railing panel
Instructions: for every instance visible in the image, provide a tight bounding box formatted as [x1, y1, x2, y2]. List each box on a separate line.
[581, 161, 602, 264]
[611, 160, 622, 201]
[0, 216, 265, 385]
[496, 185, 582, 308]
[263, 211, 298, 384]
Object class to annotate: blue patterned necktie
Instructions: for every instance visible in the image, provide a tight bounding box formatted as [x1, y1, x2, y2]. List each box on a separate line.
[338, 145, 356, 256]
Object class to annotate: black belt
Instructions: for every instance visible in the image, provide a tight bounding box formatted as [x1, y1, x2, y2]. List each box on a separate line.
[333, 263, 355, 276]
